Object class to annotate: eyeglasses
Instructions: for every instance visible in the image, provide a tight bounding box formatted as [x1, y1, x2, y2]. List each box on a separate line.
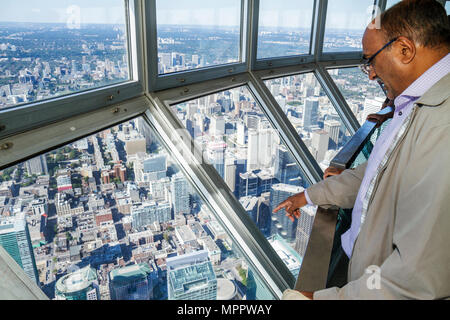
[360, 37, 398, 75]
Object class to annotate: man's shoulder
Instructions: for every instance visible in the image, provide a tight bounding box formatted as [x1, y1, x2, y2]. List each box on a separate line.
[416, 71, 450, 108]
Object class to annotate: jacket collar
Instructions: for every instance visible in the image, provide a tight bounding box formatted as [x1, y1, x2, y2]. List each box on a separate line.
[416, 72, 450, 107]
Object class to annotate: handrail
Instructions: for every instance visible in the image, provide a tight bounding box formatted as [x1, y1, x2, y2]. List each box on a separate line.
[330, 106, 394, 170]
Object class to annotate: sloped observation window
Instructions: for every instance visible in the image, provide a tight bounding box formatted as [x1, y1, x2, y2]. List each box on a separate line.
[0, 0, 130, 111]
[327, 67, 386, 125]
[170, 85, 318, 278]
[264, 73, 352, 172]
[0, 117, 275, 300]
[257, 0, 314, 59]
[156, 0, 242, 75]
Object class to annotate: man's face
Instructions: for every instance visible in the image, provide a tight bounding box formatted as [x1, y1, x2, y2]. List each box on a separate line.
[362, 29, 397, 100]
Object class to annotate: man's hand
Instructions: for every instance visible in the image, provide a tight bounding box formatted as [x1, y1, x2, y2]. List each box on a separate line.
[367, 98, 395, 128]
[323, 166, 344, 179]
[273, 192, 307, 222]
[367, 112, 394, 128]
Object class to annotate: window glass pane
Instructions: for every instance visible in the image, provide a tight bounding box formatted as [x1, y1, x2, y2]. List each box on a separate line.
[0, 0, 130, 110]
[323, 0, 375, 52]
[327, 67, 386, 125]
[386, 0, 401, 10]
[0, 117, 274, 300]
[172, 86, 317, 278]
[156, 0, 241, 75]
[265, 73, 352, 171]
[446, 1, 450, 14]
[257, 0, 314, 59]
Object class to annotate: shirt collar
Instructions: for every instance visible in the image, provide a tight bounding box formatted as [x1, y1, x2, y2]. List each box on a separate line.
[394, 53, 450, 109]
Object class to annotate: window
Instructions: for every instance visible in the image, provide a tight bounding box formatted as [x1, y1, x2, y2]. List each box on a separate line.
[0, 0, 130, 110]
[445, 1, 450, 14]
[0, 117, 275, 300]
[323, 0, 376, 52]
[170, 86, 317, 278]
[156, 0, 242, 74]
[257, 0, 314, 59]
[386, 0, 401, 10]
[265, 73, 352, 171]
[327, 67, 386, 125]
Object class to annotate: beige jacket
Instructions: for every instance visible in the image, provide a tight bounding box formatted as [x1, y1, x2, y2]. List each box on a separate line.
[307, 72, 450, 299]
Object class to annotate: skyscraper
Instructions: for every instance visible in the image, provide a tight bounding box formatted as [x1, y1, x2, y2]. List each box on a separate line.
[257, 127, 273, 168]
[294, 205, 316, 258]
[274, 145, 301, 185]
[302, 97, 319, 130]
[311, 130, 330, 163]
[247, 129, 259, 171]
[206, 141, 226, 179]
[224, 159, 237, 193]
[171, 172, 191, 216]
[324, 119, 342, 148]
[167, 250, 217, 300]
[210, 115, 225, 136]
[0, 214, 39, 285]
[270, 184, 304, 242]
[238, 172, 258, 198]
[109, 263, 156, 300]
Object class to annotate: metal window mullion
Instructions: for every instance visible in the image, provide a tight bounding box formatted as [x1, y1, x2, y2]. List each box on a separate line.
[145, 0, 159, 92]
[247, 72, 323, 185]
[247, 0, 259, 70]
[128, 0, 147, 89]
[146, 92, 295, 298]
[154, 73, 250, 106]
[315, 64, 360, 135]
[317, 59, 362, 70]
[312, 0, 328, 61]
[377, 0, 387, 12]
[253, 63, 316, 81]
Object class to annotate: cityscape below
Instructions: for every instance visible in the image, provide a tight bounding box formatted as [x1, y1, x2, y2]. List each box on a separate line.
[0, 21, 386, 300]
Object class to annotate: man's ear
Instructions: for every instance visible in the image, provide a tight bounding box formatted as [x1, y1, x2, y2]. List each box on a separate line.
[393, 36, 416, 64]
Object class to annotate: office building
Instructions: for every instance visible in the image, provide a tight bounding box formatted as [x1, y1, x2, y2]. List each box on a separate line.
[302, 97, 319, 130]
[311, 130, 330, 163]
[324, 119, 342, 148]
[0, 215, 39, 285]
[294, 205, 317, 258]
[171, 172, 191, 216]
[268, 234, 302, 277]
[55, 266, 99, 300]
[109, 263, 155, 300]
[131, 201, 172, 230]
[270, 184, 304, 242]
[167, 250, 217, 300]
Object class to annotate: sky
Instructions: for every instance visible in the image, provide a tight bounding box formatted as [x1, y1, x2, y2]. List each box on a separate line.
[0, 0, 126, 25]
[0, 0, 389, 30]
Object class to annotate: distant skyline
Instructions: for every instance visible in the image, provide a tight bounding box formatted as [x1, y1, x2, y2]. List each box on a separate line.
[0, 0, 382, 30]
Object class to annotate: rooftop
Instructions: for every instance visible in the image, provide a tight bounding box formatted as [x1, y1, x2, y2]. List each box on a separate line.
[109, 263, 153, 284]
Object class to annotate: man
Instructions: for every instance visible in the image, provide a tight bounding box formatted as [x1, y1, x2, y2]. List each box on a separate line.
[275, 0, 450, 299]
